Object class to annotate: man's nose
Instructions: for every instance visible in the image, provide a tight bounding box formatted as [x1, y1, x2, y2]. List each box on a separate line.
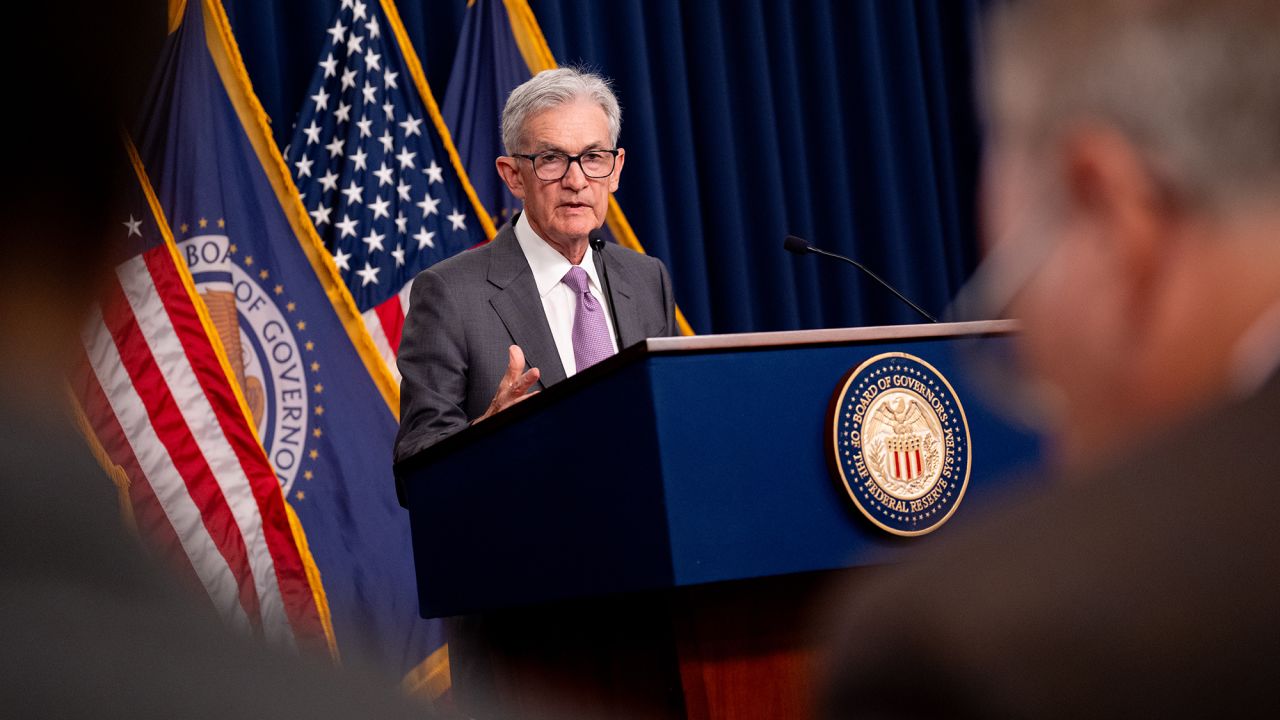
[560, 159, 589, 190]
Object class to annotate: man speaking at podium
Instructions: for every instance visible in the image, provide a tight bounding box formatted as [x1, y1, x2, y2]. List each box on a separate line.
[395, 68, 677, 461]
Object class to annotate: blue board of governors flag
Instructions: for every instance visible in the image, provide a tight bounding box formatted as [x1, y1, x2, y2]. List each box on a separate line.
[440, 0, 530, 224]
[286, 0, 491, 368]
[134, 0, 455, 685]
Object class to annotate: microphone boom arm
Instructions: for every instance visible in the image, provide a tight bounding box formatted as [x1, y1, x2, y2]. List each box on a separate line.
[784, 235, 939, 323]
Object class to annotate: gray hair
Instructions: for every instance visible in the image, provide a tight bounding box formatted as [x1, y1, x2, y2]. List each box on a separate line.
[501, 67, 622, 155]
[985, 0, 1280, 209]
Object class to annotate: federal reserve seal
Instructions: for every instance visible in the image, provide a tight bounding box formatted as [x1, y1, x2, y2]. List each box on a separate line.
[828, 352, 972, 536]
[177, 230, 317, 498]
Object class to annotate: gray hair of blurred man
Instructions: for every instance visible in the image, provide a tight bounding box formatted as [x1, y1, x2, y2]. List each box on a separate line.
[501, 68, 623, 155]
[985, 0, 1280, 211]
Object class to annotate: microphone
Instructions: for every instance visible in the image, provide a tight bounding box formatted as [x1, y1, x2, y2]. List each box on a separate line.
[588, 229, 606, 252]
[589, 228, 625, 348]
[783, 235, 938, 323]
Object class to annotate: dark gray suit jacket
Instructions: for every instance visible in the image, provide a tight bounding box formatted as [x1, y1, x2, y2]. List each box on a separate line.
[394, 218, 677, 462]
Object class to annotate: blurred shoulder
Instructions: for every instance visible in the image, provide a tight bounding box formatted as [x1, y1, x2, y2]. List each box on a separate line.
[819, 392, 1280, 717]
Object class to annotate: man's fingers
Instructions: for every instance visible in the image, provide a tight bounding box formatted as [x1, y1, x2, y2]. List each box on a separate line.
[514, 367, 540, 393]
[501, 345, 538, 395]
[481, 346, 539, 425]
[501, 345, 523, 385]
[509, 390, 540, 407]
[501, 367, 538, 392]
[475, 361, 540, 425]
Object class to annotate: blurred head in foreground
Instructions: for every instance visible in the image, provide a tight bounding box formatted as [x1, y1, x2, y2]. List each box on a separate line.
[818, 3, 1280, 716]
[0, 6, 156, 411]
[983, 0, 1280, 467]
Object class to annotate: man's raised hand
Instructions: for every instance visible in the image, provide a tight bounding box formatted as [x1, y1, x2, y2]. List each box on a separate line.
[473, 345, 540, 425]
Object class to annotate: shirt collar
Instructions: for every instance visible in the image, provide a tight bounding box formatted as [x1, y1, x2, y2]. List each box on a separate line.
[1229, 299, 1280, 398]
[514, 211, 603, 298]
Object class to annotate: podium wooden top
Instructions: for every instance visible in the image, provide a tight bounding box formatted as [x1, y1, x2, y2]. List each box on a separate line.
[640, 319, 1018, 354]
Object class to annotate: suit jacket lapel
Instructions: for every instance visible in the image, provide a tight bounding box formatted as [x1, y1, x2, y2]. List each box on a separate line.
[594, 244, 644, 349]
[487, 225, 567, 388]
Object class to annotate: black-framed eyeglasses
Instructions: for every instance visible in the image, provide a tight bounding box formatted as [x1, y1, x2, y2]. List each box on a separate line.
[512, 148, 620, 181]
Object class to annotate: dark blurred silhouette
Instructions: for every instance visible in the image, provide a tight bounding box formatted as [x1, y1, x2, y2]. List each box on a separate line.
[0, 4, 436, 718]
[820, 1, 1280, 716]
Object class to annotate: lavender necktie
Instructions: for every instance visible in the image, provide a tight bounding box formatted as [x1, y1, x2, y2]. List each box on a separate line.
[561, 265, 615, 372]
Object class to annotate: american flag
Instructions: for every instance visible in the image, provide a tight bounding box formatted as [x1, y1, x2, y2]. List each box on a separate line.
[286, 0, 491, 377]
[70, 143, 333, 656]
[136, 0, 453, 685]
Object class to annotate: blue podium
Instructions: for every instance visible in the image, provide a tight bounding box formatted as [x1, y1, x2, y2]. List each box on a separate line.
[396, 320, 1042, 719]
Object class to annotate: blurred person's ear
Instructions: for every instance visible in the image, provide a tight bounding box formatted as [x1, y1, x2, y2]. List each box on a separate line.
[1060, 125, 1172, 337]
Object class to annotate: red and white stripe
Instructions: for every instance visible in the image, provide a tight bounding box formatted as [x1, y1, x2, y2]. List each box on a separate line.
[892, 448, 924, 482]
[362, 278, 414, 382]
[71, 246, 327, 654]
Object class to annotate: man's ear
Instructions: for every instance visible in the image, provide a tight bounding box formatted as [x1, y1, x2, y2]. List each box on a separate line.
[608, 148, 625, 193]
[1061, 125, 1170, 326]
[496, 156, 526, 200]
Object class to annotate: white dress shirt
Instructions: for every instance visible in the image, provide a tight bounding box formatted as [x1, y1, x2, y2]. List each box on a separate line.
[514, 212, 618, 377]
[1230, 300, 1280, 398]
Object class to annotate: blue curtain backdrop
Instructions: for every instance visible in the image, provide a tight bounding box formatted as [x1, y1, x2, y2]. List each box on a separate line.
[224, 0, 985, 334]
